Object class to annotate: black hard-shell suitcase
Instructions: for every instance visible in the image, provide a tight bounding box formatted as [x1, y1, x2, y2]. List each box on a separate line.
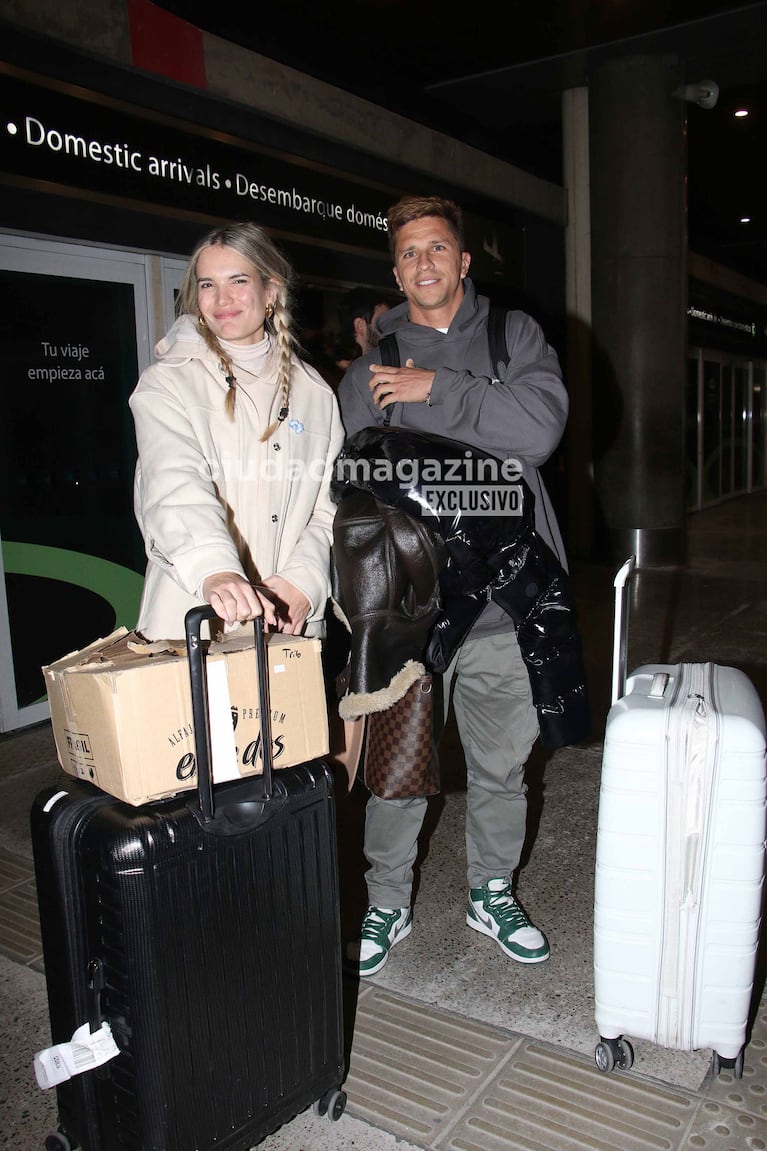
[32, 607, 346, 1151]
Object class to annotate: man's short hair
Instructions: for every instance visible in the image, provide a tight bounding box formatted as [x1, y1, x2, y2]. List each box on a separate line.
[386, 195, 465, 258]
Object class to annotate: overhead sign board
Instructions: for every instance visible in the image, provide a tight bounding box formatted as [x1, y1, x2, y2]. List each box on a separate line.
[1, 65, 525, 283]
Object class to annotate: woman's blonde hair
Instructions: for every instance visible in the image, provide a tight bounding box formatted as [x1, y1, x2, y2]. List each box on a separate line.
[178, 222, 296, 439]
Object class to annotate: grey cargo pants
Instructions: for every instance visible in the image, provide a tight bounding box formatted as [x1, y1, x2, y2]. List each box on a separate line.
[363, 628, 539, 908]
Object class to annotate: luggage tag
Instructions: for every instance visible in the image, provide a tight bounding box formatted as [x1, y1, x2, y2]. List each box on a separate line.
[34, 1020, 120, 1089]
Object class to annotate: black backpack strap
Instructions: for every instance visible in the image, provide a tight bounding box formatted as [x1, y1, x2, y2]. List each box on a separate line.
[375, 333, 400, 426]
[376, 333, 401, 369]
[487, 304, 509, 381]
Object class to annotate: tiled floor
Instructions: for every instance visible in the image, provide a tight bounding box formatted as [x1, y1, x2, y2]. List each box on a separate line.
[3, 493, 767, 1151]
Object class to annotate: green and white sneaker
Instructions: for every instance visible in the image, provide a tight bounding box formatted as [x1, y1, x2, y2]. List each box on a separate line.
[345, 906, 412, 977]
[467, 878, 549, 963]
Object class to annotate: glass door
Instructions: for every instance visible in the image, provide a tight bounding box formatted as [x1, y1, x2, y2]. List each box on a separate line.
[686, 352, 702, 510]
[701, 357, 722, 504]
[0, 235, 153, 730]
[733, 361, 750, 494]
[754, 365, 766, 490]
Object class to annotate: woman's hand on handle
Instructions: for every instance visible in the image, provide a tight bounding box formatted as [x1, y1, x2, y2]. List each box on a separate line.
[261, 575, 311, 635]
[202, 572, 278, 627]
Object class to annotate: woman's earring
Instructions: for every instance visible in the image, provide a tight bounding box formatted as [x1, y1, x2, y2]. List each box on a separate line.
[265, 302, 275, 320]
[198, 314, 207, 328]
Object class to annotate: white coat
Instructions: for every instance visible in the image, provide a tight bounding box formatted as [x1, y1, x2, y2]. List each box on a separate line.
[129, 316, 345, 640]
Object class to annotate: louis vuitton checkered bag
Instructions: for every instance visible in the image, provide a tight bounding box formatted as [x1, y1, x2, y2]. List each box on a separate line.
[363, 675, 440, 800]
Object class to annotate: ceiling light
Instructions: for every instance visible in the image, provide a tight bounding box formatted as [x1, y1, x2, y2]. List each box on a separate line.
[734, 108, 749, 118]
[740, 216, 751, 224]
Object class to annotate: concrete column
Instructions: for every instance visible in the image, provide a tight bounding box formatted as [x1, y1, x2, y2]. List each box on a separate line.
[590, 55, 688, 566]
[562, 86, 594, 560]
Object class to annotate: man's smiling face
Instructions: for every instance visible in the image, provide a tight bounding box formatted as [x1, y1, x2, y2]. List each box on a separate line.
[392, 216, 471, 328]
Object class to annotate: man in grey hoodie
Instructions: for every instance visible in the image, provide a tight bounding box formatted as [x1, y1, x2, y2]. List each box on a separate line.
[337, 195, 570, 977]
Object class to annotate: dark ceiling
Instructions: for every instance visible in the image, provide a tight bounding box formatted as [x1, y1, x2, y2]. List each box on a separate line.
[159, 0, 767, 285]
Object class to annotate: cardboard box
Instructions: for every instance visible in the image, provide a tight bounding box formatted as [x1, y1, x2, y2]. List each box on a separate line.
[43, 628, 329, 806]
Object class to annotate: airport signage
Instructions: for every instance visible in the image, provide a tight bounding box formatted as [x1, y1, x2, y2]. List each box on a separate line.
[1, 66, 524, 283]
[1, 69, 391, 246]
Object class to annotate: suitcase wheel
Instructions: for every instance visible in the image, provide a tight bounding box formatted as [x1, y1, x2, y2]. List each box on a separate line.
[595, 1037, 634, 1074]
[312, 1087, 347, 1121]
[712, 1049, 745, 1079]
[44, 1133, 74, 1151]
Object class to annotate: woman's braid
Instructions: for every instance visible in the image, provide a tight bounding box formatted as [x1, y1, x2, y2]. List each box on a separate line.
[259, 298, 294, 442]
[198, 321, 239, 419]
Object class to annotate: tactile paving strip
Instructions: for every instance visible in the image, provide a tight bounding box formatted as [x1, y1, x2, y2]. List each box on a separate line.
[438, 1038, 699, 1150]
[345, 988, 767, 1151]
[681, 1099, 767, 1151]
[0, 852, 31, 888]
[0, 849, 41, 964]
[344, 986, 521, 1146]
[687, 996, 767, 1149]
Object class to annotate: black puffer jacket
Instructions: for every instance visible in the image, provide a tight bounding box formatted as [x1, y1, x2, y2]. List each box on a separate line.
[332, 426, 590, 750]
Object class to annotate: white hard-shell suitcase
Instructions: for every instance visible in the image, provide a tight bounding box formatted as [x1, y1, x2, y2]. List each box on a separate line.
[593, 555, 767, 1077]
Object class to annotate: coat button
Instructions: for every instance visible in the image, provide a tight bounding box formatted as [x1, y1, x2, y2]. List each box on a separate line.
[273, 443, 281, 451]
[271, 514, 278, 523]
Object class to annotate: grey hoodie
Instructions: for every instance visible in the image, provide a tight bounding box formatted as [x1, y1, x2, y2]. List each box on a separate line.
[337, 279, 569, 639]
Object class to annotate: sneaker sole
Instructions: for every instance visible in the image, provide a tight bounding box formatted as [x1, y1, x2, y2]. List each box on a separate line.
[349, 918, 413, 978]
[466, 911, 550, 964]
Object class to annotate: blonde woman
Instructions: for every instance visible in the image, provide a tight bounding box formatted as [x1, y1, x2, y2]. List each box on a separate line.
[130, 222, 345, 640]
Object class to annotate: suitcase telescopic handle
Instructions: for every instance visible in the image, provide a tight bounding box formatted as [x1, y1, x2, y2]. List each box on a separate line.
[612, 554, 637, 706]
[184, 607, 274, 823]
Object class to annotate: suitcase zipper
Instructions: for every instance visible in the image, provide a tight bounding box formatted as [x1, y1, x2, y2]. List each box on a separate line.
[658, 662, 713, 1048]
